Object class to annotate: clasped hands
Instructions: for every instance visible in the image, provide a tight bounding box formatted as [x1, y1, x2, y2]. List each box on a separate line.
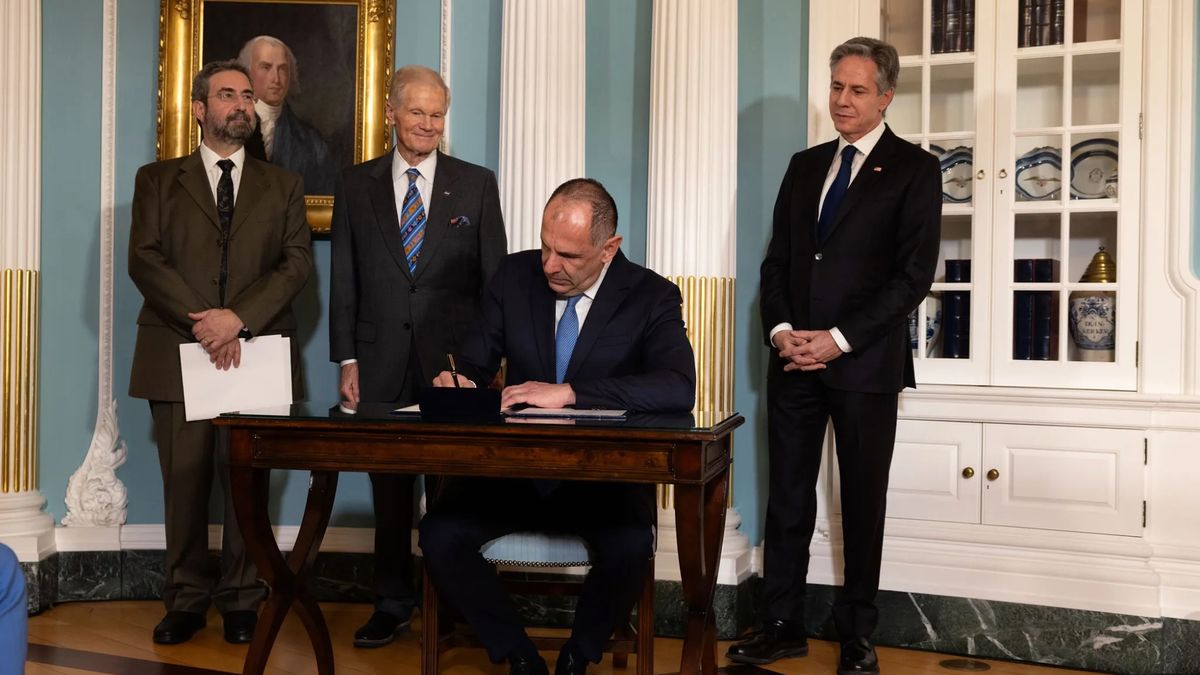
[188, 308, 244, 370]
[774, 329, 843, 372]
[431, 371, 576, 409]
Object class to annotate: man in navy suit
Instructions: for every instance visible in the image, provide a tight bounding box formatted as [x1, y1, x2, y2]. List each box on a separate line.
[420, 178, 696, 675]
[727, 37, 941, 675]
[330, 65, 507, 648]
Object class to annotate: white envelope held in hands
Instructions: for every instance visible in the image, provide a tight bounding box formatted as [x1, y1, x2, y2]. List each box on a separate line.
[179, 335, 293, 421]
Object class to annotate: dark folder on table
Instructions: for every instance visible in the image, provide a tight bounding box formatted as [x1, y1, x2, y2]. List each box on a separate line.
[416, 386, 501, 420]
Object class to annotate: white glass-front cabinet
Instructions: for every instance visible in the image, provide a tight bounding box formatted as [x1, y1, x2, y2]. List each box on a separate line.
[869, 0, 1141, 390]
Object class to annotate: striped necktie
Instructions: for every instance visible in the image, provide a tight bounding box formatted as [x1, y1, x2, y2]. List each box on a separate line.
[400, 168, 426, 273]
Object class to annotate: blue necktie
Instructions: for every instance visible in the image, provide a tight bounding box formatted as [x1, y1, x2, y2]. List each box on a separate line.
[400, 168, 426, 273]
[555, 295, 582, 383]
[817, 145, 857, 241]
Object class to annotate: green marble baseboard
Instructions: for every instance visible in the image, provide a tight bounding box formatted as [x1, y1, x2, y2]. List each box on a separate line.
[19, 552, 1200, 674]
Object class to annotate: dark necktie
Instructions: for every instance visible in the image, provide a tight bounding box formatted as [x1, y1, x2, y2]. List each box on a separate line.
[817, 145, 857, 242]
[400, 168, 427, 274]
[216, 159, 235, 306]
[555, 295, 582, 383]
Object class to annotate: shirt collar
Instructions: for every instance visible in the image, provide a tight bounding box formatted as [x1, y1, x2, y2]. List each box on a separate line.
[198, 142, 246, 171]
[392, 148, 438, 183]
[838, 121, 887, 159]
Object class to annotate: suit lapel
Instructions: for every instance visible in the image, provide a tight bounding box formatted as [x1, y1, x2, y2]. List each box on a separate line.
[177, 151, 221, 232]
[821, 126, 899, 242]
[366, 153, 411, 278]
[564, 252, 633, 383]
[415, 151, 459, 281]
[530, 272, 558, 382]
[230, 158, 267, 236]
[805, 142, 838, 246]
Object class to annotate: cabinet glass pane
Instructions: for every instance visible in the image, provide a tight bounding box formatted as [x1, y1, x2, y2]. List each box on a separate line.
[933, 141, 974, 205]
[890, 65, 923, 135]
[1073, 0, 1121, 43]
[931, 0, 976, 54]
[936, 289, 970, 358]
[1016, 57, 1064, 129]
[909, 295, 942, 358]
[1015, 135, 1064, 202]
[938, 215, 973, 279]
[1067, 212, 1117, 283]
[930, 64, 975, 134]
[1068, 133, 1118, 200]
[1017, 0, 1066, 47]
[1014, 213, 1063, 266]
[1067, 291, 1116, 362]
[1013, 289, 1060, 360]
[1072, 53, 1120, 125]
[881, 0, 923, 57]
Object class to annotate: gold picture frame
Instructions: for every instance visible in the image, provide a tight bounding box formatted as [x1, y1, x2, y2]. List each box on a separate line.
[157, 0, 395, 233]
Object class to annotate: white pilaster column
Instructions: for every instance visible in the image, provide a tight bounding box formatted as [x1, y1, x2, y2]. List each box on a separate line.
[0, 0, 54, 563]
[498, 0, 585, 251]
[63, 0, 128, 534]
[646, 0, 751, 586]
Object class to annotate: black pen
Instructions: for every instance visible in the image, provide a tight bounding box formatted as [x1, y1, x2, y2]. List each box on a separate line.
[447, 353, 461, 388]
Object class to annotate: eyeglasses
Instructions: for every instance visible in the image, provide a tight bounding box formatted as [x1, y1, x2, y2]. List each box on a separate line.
[209, 90, 255, 104]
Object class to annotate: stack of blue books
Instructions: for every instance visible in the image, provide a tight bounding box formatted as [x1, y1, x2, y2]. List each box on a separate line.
[1013, 258, 1059, 360]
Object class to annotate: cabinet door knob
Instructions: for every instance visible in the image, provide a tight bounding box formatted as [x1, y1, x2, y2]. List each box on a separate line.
[998, 168, 1008, 179]
[986, 468, 1000, 481]
[962, 467, 975, 478]
[976, 169, 985, 180]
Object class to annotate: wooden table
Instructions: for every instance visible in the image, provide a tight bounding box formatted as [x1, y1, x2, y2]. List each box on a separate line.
[214, 403, 743, 675]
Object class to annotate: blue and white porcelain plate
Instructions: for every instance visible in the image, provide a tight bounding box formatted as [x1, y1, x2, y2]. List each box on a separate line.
[1070, 138, 1119, 199]
[1014, 146, 1062, 201]
[937, 145, 973, 203]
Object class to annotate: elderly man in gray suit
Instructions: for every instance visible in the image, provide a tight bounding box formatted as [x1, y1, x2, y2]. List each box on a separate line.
[329, 64, 507, 648]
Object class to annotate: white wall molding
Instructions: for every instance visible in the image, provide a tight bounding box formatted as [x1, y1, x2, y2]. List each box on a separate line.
[64, 0, 128, 529]
[439, 0, 453, 153]
[497, 0, 586, 251]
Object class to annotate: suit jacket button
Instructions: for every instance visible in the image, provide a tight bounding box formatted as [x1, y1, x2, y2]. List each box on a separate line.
[409, 284, 417, 293]
[403, 322, 411, 330]
[814, 253, 824, 261]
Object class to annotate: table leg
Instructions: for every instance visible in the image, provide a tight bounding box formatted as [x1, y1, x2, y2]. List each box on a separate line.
[231, 463, 339, 675]
[673, 468, 730, 675]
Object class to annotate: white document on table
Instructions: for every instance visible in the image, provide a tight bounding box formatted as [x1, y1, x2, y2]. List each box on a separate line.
[179, 335, 293, 421]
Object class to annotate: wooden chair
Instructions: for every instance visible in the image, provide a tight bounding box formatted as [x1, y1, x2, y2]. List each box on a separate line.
[420, 532, 655, 675]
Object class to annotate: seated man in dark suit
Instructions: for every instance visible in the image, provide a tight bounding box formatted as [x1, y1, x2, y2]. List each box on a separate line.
[419, 178, 696, 675]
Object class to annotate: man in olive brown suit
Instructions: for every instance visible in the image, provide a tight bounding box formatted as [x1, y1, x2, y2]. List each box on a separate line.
[128, 60, 313, 646]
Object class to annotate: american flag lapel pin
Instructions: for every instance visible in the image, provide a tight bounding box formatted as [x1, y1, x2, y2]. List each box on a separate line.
[873, 166, 883, 172]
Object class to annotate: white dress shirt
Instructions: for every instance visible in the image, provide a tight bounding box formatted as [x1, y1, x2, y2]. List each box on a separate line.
[555, 261, 612, 337]
[198, 142, 245, 204]
[770, 121, 889, 354]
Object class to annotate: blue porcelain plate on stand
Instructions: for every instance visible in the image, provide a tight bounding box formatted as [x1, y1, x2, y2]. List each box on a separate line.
[1014, 146, 1062, 201]
[937, 146, 973, 203]
[1070, 138, 1118, 199]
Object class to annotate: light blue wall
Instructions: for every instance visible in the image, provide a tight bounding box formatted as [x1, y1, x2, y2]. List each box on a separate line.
[38, 0, 809, 542]
[734, 0, 809, 541]
[585, 0, 653, 265]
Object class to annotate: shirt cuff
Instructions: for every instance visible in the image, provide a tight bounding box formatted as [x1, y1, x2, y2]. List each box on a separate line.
[339, 359, 358, 367]
[830, 327, 852, 353]
[768, 322, 793, 345]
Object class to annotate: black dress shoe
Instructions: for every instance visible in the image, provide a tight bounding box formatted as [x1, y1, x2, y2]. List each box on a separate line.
[353, 610, 412, 648]
[223, 610, 258, 644]
[509, 654, 550, 675]
[554, 647, 588, 675]
[725, 618, 809, 665]
[152, 611, 206, 645]
[837, 636, 880, 674]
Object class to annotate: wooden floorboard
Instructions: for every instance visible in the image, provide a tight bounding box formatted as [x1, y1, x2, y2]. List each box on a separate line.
[26, 601, 1100, 674]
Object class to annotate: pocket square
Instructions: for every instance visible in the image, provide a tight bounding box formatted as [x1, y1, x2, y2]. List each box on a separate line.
[449, 215, 471, 227]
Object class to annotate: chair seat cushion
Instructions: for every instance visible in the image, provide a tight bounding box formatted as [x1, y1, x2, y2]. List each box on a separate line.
[480, 532, 591, 567]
